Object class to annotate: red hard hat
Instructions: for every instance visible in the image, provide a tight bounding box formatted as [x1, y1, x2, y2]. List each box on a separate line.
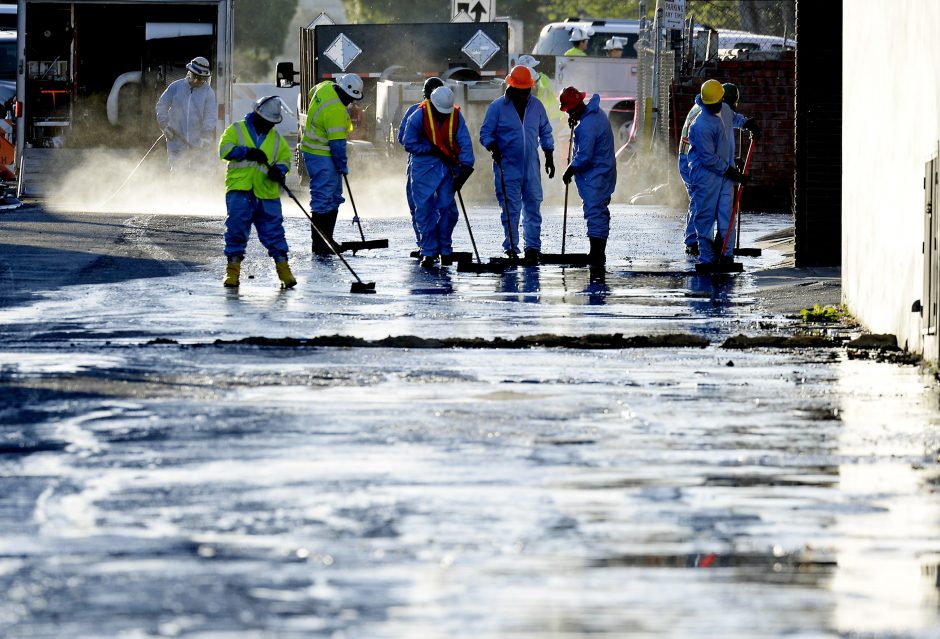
[558, 86, 586, 112]
[505, 65, 535, 89]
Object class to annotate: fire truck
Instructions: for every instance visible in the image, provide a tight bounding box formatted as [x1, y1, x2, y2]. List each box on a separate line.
[276, 20, 510, 176]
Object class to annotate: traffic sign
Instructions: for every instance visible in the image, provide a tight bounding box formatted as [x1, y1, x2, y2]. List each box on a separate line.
[452, 0, 494, 22]
[663, 0, 686, 30]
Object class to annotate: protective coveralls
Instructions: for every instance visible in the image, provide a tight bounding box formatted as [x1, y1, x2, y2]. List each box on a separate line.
[687, 96, 746, 264]
[568, 93, 616, 240]
[402, 103, 474, 260]
[399, 101, 423, 247]
[220, 111, 291, 259]
[479, 94, 554, 253]
[678, 102, 702, 249]
[155, 78, 217, 172]
[300, 81, 353, 250]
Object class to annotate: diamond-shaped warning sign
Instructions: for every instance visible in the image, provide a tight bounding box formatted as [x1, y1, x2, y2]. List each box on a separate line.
[324, 33, 361, 71]
[461, 30, 500, 69]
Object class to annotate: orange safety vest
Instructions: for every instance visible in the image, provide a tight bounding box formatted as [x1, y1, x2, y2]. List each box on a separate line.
[420, 101, 461, 162]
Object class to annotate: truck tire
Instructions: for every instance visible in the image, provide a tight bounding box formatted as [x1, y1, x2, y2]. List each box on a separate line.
[608, 100, 636, 148]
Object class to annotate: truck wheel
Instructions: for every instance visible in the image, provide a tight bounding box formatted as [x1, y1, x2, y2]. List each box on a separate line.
[608, 101, 636, 148]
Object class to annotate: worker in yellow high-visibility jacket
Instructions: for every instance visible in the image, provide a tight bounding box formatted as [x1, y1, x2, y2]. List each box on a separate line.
[299, 73, 364, 254]
[219, 96, 295, 289]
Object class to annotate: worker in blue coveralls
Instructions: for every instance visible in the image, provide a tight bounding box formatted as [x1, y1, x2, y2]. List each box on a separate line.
[678, 82, 752, 256]
[219, 96, 295, 290]
[687, 79, 760, 268]
[559, 86, 617, 274]
[155, 56, 217, 173]
[479, 65, 554, 264]
[402, 86, 475, 268]
[398, 76, 445, 255]
[299, 73, 364, 254]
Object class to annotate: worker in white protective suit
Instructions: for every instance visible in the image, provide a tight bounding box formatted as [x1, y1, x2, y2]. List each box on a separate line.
[155, 56, 218, 172]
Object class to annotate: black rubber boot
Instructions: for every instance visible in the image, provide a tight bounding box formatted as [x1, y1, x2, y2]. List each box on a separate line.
[523, 248, 540, 265]
[311, 210, 339, 255]
[588, 237, 607, 273]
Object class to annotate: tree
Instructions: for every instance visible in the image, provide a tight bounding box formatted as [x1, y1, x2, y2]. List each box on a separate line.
[234, 0, 299, 81]
[344, 0, 447, 23]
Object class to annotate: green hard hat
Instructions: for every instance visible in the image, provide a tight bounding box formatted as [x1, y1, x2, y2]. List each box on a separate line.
[722, 83, 740, 109]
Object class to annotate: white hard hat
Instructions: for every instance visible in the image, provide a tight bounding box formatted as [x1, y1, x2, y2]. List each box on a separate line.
[429, 86, 455, 114]
[517, 54, 538, 68]
[186, 56, 211, 77]
[569, 27, 592, 42]
[604, 37, 624, 51]
[527, 66, 539, 83]
[254, 95, 293, 123]
[334, 73, 363, 100]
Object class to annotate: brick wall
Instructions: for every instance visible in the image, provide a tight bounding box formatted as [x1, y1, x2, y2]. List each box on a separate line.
[671, 52, 796, 212]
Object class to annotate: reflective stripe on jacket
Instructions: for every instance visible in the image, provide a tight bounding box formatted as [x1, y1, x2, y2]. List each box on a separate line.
[300, 81, 352, 156]
[220, 119, 290, 200]
[420, 102, 461, 162]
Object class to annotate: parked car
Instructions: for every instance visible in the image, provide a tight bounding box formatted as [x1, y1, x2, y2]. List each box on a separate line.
[693, 28, 796, 60]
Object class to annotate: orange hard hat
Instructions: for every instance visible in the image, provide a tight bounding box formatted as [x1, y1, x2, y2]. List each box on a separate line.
[558, 86, 586, 112]
[505, 65, 535, 89]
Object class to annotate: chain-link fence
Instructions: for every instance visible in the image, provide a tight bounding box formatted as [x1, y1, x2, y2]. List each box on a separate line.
[632, 0, 795, 156]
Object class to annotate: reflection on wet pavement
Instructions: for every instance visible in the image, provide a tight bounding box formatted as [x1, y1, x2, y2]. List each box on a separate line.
[0, 206, 938, 637]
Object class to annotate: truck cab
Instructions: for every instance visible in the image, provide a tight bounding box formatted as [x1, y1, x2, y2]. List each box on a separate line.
[532, 18, 641, 150]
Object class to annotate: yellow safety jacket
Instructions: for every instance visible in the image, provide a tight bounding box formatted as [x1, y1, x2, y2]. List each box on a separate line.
[300, 81, 353, 157]
[534, 72, 562, 127]
[563, 47, 587, 57]
[219, 120, 290, 200]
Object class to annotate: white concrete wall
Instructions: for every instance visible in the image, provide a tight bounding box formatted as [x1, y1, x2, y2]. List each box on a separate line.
[843, 0, 940, 357]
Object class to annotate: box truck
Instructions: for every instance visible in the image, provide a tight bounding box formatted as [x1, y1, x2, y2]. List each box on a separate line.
[15, 0, 235, 197]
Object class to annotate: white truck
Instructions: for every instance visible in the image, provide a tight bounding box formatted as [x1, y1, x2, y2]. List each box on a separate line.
[530, 18, 642, 148]
[15, 0, 235, 197]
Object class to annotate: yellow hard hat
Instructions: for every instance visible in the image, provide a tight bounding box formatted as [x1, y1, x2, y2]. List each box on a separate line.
[700, 79, 724, 105]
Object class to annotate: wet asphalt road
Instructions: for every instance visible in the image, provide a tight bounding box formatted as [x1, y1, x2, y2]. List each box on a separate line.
[1, 196, 939, 638]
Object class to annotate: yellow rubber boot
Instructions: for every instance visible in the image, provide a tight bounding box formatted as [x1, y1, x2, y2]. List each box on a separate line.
[223, 259, 241, 288]
[275, 259, 297, 289]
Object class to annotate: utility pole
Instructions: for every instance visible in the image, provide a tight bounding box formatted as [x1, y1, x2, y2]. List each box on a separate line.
[650, 1, 662, 150]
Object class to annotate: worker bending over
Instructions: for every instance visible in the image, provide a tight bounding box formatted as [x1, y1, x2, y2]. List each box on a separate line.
[402, 86, 475, 268]
[480, 65, 554, 263]
[559, 86, 617, 274]
[398, 76, 445, 254]
[300, 73, 364, 254]
[219, 96, 295, 289]
[155, 56, 217, 173]
[687, 79, 760, 268]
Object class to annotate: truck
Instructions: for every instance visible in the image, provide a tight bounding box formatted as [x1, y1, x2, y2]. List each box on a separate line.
[276, 20, 509, 177]
[15, 0, 235, 197]
[529, 18, 642, 150]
